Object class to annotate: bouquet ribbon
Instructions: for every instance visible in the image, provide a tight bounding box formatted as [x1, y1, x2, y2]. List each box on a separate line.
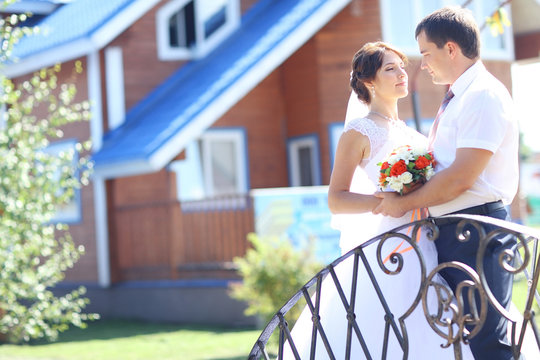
[382, 208, 428, 264]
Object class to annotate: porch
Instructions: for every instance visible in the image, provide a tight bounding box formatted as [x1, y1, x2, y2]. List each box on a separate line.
[109, 194, 255, 282]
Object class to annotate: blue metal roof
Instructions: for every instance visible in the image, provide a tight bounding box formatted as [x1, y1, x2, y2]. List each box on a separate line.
[11, 0, 134, 60]
[18, 0, 72, 3]
[93, 0, 347, 176]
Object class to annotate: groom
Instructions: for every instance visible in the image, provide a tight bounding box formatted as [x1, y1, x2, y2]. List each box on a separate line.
[373, 6, 519, 360]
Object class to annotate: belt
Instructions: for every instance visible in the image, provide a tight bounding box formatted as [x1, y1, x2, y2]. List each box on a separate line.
[447, 200, 505, 216]
[433, 200, 505, 226]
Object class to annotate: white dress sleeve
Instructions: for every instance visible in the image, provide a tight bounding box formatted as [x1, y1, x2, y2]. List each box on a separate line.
[344, 117, 388, 162]
[331, 117, 389, 253]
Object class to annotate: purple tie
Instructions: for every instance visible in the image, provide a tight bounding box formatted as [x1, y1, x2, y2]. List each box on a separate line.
[428, 90, 454, 150]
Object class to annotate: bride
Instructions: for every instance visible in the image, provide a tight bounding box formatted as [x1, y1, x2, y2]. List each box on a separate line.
[282, 42, 474, 359]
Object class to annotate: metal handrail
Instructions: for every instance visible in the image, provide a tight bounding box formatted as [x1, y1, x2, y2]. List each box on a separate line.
[247, 214, 540, 359]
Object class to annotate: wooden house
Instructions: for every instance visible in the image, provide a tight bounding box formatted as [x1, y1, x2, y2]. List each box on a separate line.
[2, 0, 528, 324]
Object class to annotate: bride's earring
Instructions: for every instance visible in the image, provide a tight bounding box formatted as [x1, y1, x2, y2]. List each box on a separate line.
[371, 86, 375, 99]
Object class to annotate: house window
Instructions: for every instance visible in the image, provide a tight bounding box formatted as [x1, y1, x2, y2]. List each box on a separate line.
[156, 0, 240, 60]
[288, 135, 321, 187]
[328, 122, 344, 170]
[200, 129, 248, 197]
[45, 140, 82, 224]
[169, 128, 248, 208]
[380, 0, 514, 60]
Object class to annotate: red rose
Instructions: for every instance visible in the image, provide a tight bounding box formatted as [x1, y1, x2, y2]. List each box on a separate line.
[415, 156, 430, 169]
[389, 160, 407, 176]
[381, 161, 390, 170]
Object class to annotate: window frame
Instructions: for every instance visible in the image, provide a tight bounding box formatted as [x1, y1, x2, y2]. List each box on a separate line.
[46, 139, 82, 224]
[200, 128, 248, 197]
[105, 46, 126, 130]
[328, 122, 344, 171]
[169, 127, 249, 206]
[287, 134, 322, 187]
[380, 0, 515, 61]
[156, 0, 240, 60]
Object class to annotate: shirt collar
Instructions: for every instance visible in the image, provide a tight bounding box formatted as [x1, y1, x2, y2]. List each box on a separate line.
[449, 60, 484, 98]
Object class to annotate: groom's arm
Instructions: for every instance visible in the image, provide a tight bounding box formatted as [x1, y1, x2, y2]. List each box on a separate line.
[373, 148, 493, 217]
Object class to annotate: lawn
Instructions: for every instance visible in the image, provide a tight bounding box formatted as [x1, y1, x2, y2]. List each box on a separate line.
[0, 280, 537, 360]
[1, 241, 538, 360]
[1, 278, 537, 360]
[0, 320, 261, 360]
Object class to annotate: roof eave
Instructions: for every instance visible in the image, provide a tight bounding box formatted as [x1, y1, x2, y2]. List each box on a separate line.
[1, 0, 161, 78]
[2, 2, 59, 15]
[91, 158, 158, 180]
[1, 38, 96, 78]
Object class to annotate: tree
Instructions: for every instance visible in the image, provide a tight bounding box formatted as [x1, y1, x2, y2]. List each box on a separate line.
[0, 2, 98, 343]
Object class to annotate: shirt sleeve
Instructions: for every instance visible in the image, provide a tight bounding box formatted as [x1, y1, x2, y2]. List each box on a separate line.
[455, 87, 511, 153]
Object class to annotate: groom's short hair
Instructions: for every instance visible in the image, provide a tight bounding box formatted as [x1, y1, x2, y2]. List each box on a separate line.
[415, 6, 480, 60]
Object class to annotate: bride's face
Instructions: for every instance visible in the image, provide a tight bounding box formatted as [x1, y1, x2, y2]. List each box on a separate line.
[372, 50, 408, 100]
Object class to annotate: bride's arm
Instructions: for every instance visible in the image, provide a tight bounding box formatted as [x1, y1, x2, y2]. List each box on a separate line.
[328, 129, 381, 214]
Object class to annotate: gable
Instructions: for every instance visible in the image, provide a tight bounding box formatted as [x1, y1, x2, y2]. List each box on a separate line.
[92, 0, 352, 179]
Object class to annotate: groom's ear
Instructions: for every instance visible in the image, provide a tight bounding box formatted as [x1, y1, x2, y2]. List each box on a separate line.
[446, 41, 460, 59]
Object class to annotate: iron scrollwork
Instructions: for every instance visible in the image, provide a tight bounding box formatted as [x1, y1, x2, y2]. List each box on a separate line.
[248, 215, 540, 360]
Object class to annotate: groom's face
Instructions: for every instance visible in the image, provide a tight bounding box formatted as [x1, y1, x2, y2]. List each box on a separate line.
[417, 31, 451, 85]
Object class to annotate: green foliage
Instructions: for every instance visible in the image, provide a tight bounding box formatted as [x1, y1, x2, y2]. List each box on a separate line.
[0, 6, 98, 344]
[229, 233, 323, 326]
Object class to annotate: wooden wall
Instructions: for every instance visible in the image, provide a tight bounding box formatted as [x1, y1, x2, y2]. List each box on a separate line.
[108, 0, 184, 111]
[311, 0, 384, 182]
[58, 58, 98, 283]
[515, 31, 540, 60]
[217, 71, 290, 189]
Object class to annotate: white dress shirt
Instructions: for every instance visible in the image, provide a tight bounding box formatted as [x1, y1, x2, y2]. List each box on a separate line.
[428, 61, 519, 216]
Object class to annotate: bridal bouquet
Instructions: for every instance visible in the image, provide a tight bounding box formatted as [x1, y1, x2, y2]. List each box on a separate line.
[377, 145, 435, 195]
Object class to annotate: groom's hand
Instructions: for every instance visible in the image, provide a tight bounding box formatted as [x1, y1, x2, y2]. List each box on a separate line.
[373, 192, 407, 217]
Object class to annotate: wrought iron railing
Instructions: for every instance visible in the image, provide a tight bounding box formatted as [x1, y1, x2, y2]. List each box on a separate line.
[248, 215, 540, 359]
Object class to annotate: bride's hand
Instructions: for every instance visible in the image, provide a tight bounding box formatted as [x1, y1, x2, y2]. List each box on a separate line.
[373, 192, 407, 217]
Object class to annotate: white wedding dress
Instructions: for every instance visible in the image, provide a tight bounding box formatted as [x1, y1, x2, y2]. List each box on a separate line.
[282, 117, 474, 359]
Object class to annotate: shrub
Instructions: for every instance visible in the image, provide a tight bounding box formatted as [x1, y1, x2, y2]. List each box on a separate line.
[229, 233, 323, 326]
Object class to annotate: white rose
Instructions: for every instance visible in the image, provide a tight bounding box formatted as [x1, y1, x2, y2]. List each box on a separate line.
[425, 167, 434, 181]
[399, 172, 413, 184]
[396, 150, 414, 163]
[388, 177, 403, 192]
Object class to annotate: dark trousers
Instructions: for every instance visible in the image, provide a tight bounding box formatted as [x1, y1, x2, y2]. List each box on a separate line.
[435, 207, 517, 360]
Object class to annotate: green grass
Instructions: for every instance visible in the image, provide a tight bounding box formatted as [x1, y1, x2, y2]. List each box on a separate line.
[0, 281, 537, 360]
[0, 320, 261, 360]
[1, 244, 538, 360]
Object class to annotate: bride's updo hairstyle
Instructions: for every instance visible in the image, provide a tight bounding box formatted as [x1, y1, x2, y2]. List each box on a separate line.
[350, 42, 407, 104]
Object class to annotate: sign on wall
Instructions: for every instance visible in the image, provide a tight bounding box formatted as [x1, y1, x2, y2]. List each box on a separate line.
[251, 186, 341, 264]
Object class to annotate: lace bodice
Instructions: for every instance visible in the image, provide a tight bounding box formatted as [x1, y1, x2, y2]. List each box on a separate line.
[344, 117, 388, 161]
[333, 117, 429, 253]
[343, 117, 427, 187]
